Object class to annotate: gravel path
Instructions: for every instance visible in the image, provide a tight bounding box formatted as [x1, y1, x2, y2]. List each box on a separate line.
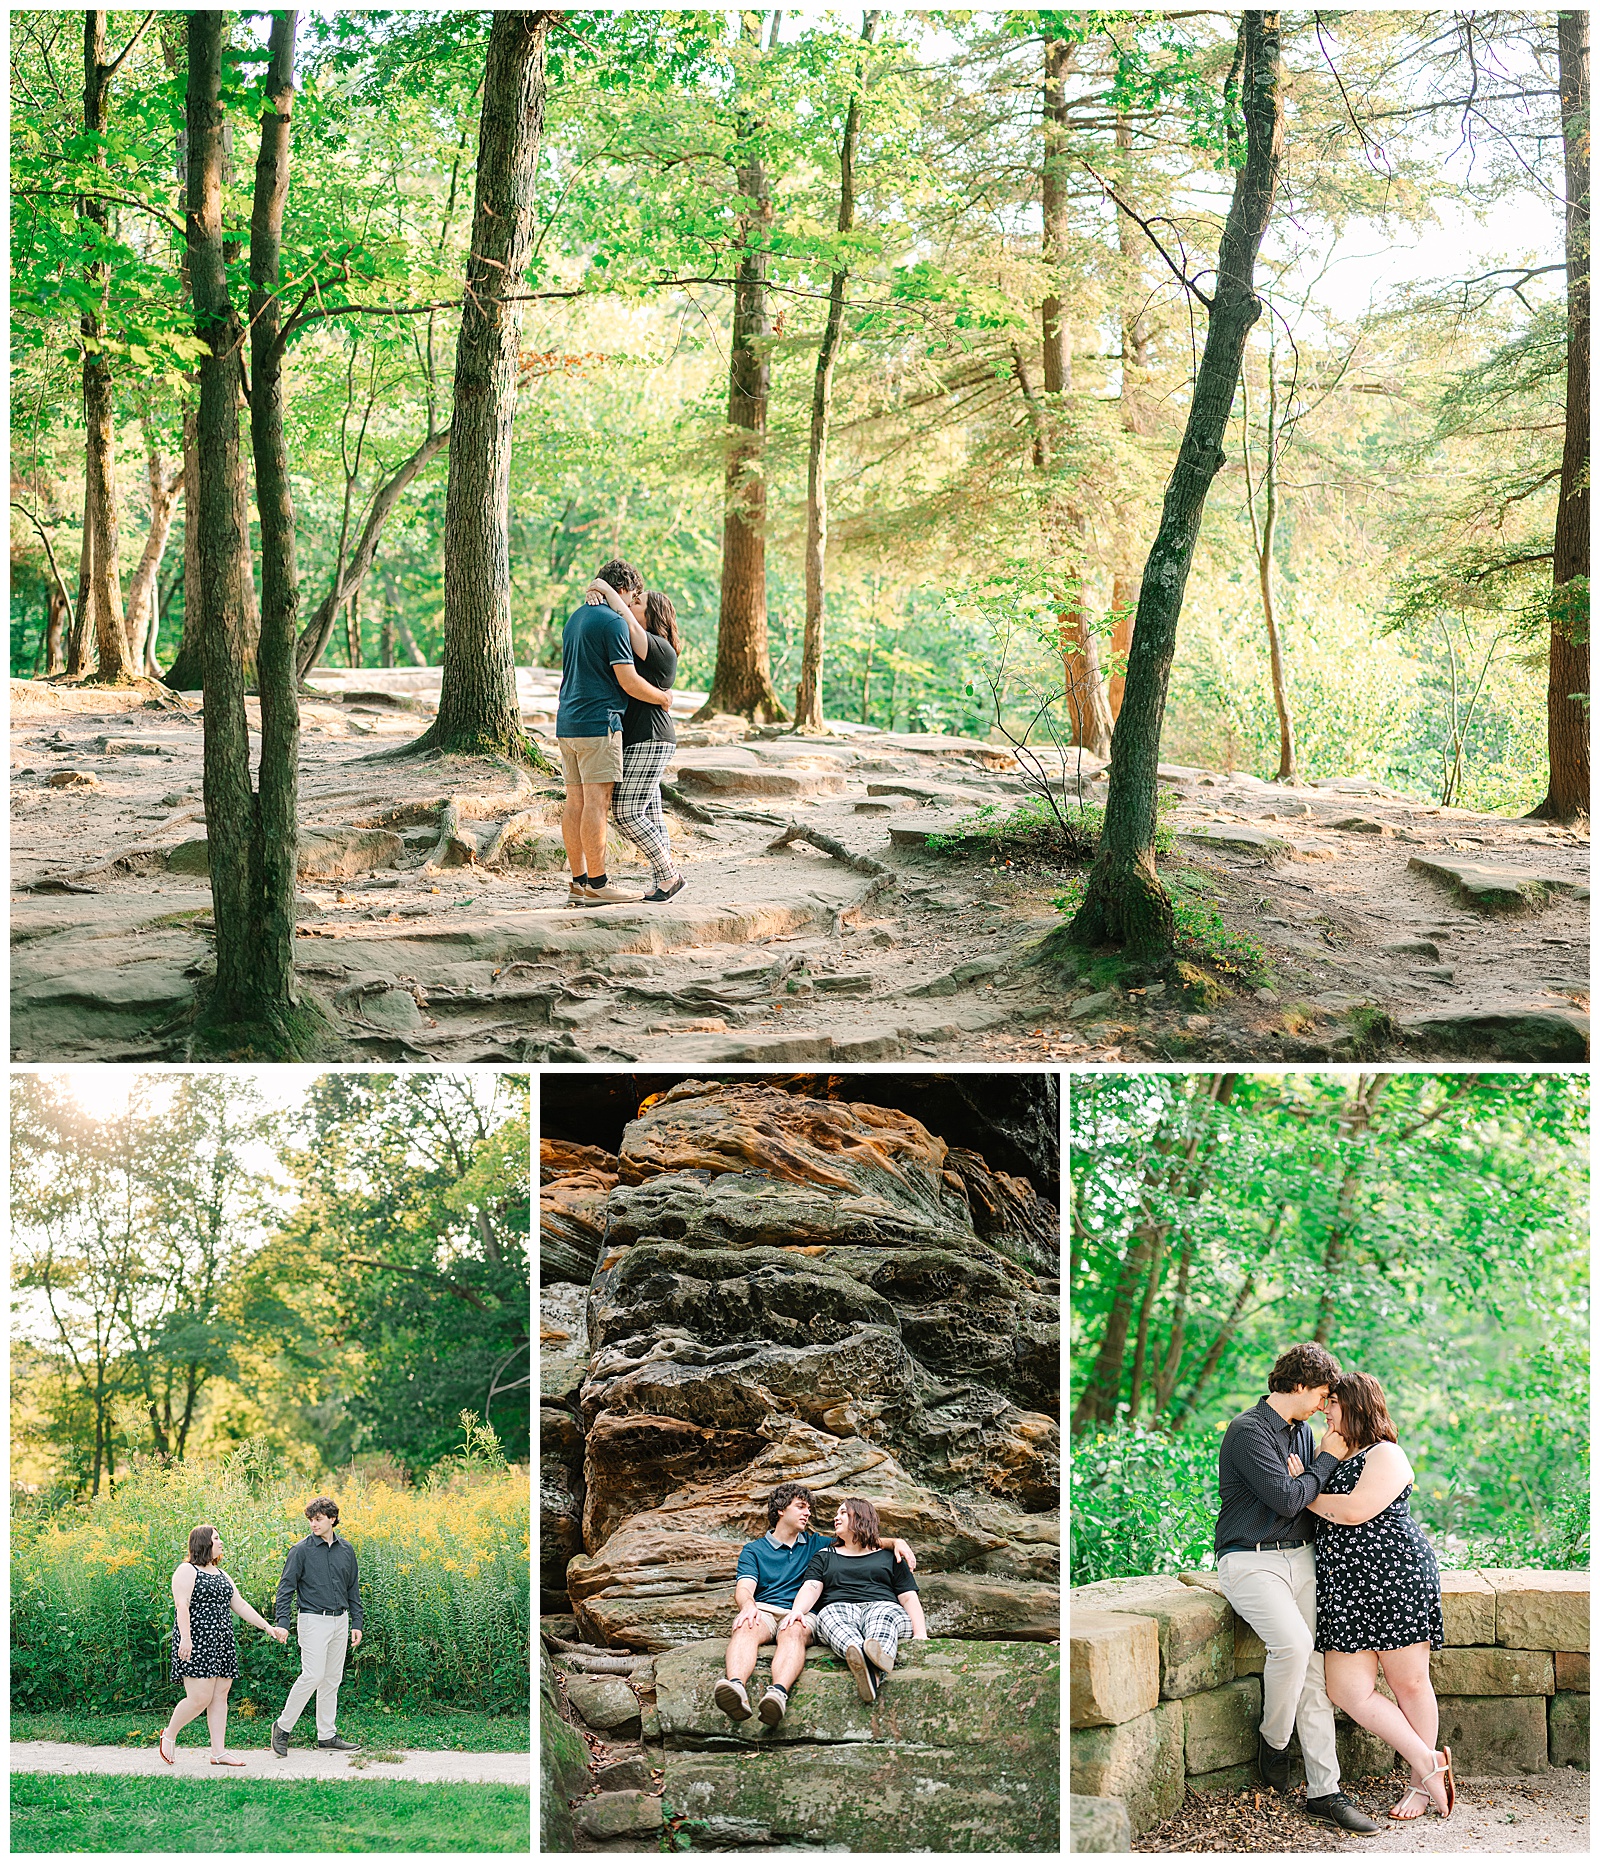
[1135, 1769, 1590, 1853]
[11, 1741, 530, 1786]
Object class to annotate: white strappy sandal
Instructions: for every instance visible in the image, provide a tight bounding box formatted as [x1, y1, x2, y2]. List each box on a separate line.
[1389, 1754, 1452, 1821]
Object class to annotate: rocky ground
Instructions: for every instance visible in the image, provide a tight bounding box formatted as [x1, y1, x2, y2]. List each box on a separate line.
[1131, 1768, 1590, 1853]
[12, 670, 1588, 1061]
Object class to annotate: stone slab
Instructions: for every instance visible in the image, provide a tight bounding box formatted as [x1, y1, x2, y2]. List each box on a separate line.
[1069, 1794, 1132, 1851]
[1071, 1700, 1184, 1838]
[665, 1741, 1057, 1852]
[1399, 1007, 1590, 1061]
[1071, 1610, 1159, 1728]
[1408, 854, 1585, 911]
[1071, 1576, 1234, 1699]
[1186, 1762, 1258, 1797]
[575, 1789, 665, 1839]
[566, 1673, 643, 1734]
[1430, 1647, 1554, 1697]
[1480, 1570, 1590, 1651]
[1440, 1569, 1497, 1646]
[1337, 1721, 1399, 1779]
[1549, 1692, 1589, 1768]
[655, 1637, 1058, 1755]
[1555, 1652, 1589, 1692]
[1435, 1693, 1549, 1774]
[1183, 1676, 1261, 1775]
[1178, 826, 1291, 860]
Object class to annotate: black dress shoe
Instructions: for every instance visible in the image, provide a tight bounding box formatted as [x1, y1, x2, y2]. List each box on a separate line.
[317, 1735, 362, 1751]
[1304, 1792, 1381, 1833]
[271, 1725, 289, 1757]
[1258, 1732, 1292, 1791]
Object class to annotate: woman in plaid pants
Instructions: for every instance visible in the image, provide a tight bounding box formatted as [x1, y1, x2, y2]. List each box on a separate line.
[780, 1498, 928, 1705]
[584, 580, 685, 902]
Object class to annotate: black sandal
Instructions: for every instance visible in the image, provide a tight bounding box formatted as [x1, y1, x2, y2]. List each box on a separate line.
[643, 876, 685, 903]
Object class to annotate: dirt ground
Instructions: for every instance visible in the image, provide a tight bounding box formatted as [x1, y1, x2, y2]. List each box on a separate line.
[1135, 1767, 1591, 1854]
[11, 670, 1589, 1062]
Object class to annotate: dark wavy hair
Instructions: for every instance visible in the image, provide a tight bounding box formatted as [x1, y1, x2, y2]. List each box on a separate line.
[595, 557, 643, 596]
[644, 590, 681, 653]
[187, 1524, 221, 1567]
[1268, 1343, 1340, 1394]
[1331, 1371, 1399, 1452]
[834, 1497, 881, 1550]
[766, 1482, 813, 1529]
[304, 1497, 340, 1526]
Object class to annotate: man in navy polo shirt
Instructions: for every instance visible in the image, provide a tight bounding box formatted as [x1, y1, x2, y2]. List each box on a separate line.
[714, 1483, 918, 1727]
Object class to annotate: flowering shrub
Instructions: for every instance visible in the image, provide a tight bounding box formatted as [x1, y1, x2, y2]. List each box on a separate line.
[12, 1442, 530, 1713]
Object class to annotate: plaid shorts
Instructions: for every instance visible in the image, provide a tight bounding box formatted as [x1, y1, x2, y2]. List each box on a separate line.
[814, 1599, 912, 1660]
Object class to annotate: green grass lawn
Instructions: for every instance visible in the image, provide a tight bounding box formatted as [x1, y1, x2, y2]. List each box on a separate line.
[10, 1775, 531, 1853]
[11, 1705, 529, 1753]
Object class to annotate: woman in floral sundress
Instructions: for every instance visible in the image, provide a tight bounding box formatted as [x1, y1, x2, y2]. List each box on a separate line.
[1305, 1372, 1453, 1823]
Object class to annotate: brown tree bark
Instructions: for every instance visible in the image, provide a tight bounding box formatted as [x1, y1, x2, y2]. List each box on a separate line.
[245, 9, 304, 1034]
[69, 479, 94, 674]
[1311, 1075, 1388, 1345]
[125, 421, 183, 674]
[795, 11, 879, 731]
[1528, 9, 1589, 823]
[1041, 36, 1073, 400]
[187, 9, 256, 1032]
[1069, 13, 1283, 958]
[1108, 574, 1136, 719]
[80, 9, 144, 684]
[1240, 355, 1297, 780]
[45, 586, 69, 674]
[698, 23, 786, 723]
[161, 402, 206, 688]
[405, 12, 554, 761]
[294, 426, 450, 678]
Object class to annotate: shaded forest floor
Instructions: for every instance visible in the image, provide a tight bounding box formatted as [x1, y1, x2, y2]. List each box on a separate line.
[11, 672, 1588, 1062]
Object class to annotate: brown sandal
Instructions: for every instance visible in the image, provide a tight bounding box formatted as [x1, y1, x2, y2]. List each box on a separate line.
[1441, 1745, 1456, 1817]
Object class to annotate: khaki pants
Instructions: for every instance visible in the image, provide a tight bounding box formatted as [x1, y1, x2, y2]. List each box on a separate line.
[276, 1611, 349, 1743]
[1216, 1546, 1339, 1798]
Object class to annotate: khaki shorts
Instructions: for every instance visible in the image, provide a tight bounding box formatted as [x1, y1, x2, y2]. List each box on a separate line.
[751, 1599, 817, 1640]
[559, 732, 623, 786]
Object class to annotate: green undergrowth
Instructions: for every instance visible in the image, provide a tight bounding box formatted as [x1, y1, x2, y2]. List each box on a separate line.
[1040, 865, 1271, 997]
[11, 1706, 530, 1752]
[924, 789, 1178, 867]
[10, 1773, 530, 1853]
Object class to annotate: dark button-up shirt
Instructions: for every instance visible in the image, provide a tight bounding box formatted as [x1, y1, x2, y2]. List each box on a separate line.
[275, 1531, 364, 1631]
[1214, 1396, 1339, 1558]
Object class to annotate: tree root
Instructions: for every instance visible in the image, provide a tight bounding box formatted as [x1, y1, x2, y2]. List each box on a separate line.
[661, 781, 717, 824]
[424, 795, 549, 872]
[765, 819, 893, 878]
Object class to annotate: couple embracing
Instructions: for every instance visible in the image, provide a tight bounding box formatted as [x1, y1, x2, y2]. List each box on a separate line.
[714, 1483, 929, 1726]
[554, 559, 684, 907]
[1217, 1344, 1453, 1832]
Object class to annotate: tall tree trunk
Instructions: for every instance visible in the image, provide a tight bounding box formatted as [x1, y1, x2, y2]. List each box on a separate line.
[1069, 13, 1283, 958]
[69, 486, 94, 673]
[1241, 354, 1297, 780]
[406, 12, 553, 761]
[294, 426, 450, 678]
[796, 10, 878, 731]
[1108, 574, 1136, 719]
[1041, 36, 1072, 400]
[162, 403, 206, 688]
[46, 586, 69, 674]
[1311, 1074, 1388, 1344]
[1529, 9, 1590, 823]
[245, 8, 303, 1034]
[1108, 112, 1149, 723]
[125, 424, 183, 672]
[187, 10, 257, 1029]
[81, 11, 137, 683]
[699, 26, 786, 723]
[1170, 1270, 1255, 1430]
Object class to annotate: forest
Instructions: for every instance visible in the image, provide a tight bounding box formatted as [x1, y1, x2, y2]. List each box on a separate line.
[10, 1069, 531, 1499]
[8, 9, 1588, 1050]
[1069, 1071, 1589, 1585]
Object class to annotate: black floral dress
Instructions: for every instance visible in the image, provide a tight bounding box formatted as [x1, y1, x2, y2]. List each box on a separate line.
[1314, 1446, 1444, 1653]
[172, 1565, 240, 1682]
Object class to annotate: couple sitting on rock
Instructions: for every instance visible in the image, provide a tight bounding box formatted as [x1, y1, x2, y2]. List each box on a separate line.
[714, 1483, 928, 1727]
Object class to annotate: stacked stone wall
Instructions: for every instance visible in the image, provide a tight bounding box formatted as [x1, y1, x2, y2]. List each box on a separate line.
[1069, 1567, 1589, 1848]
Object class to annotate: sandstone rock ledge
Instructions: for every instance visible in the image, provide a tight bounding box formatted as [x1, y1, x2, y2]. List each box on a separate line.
[656, 1639, 1059, 1851]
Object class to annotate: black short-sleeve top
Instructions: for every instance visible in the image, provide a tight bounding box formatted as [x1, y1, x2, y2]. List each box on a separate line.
[802, 1545, 919, 1606]
[622, 633, 677, 746]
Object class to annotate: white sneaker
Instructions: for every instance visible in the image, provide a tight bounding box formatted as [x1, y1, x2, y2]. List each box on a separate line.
[580, 881, 640, 906]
